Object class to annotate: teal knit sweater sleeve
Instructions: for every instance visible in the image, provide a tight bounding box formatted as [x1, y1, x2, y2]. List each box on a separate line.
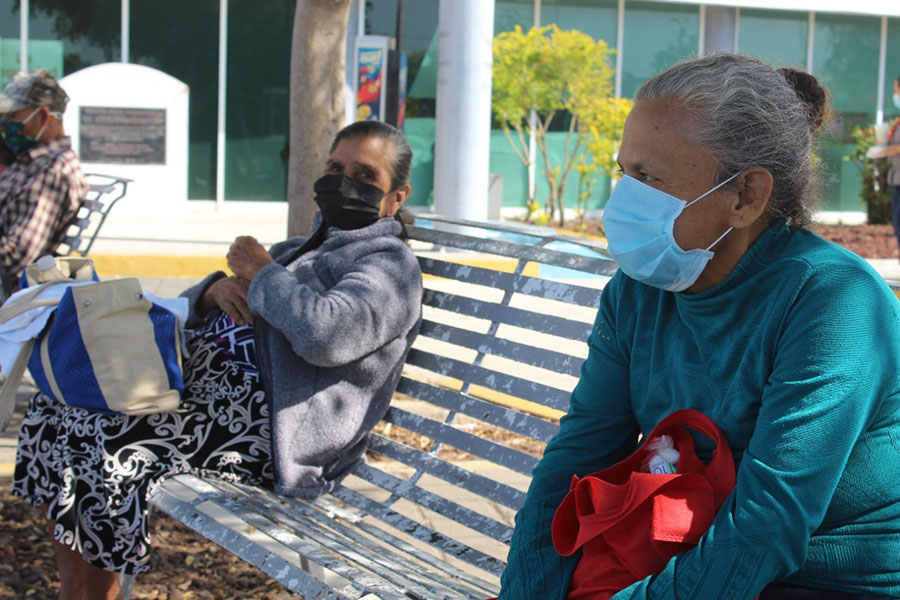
[499, 272, 640, 600]
[612, 261, 900, 599]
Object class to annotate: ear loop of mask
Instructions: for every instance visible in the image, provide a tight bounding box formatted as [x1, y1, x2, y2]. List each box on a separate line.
[22, 108, 60, 142]
[682, 171, 743, 251]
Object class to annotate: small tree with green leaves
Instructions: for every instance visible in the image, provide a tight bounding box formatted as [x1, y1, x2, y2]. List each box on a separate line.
[492, 25, 629, 226]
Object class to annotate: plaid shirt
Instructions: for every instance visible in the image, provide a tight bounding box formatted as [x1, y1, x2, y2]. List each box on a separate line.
[0, 136, 87, 284]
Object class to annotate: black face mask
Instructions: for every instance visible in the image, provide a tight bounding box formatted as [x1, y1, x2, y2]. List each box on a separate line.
[313, 174, 385, 231]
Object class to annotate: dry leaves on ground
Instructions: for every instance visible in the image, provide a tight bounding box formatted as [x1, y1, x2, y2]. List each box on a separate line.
[0, 479, 295, 600]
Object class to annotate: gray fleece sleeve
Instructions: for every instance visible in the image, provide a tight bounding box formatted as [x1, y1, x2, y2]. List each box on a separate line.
[246, 246, 421, 367]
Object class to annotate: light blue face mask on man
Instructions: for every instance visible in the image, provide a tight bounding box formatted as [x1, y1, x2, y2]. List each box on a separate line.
[602, 172, 741, 292]
[893, 93, 900, 110]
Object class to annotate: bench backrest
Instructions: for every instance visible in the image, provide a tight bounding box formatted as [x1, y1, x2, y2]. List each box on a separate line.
[57, 173, 131, 257]
[328, 214, 619, 595]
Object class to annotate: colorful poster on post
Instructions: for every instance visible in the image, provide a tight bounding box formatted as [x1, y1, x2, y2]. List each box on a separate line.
[354, 35, 389, 122]
[398, 52, 407, 129]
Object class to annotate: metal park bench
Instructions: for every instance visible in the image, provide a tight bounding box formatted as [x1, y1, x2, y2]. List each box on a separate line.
[58, 173, 132, 257]
[148, 214, 620, 599]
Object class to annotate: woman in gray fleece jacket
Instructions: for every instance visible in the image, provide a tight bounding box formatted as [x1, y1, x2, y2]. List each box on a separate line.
[13, 121, 423, 598]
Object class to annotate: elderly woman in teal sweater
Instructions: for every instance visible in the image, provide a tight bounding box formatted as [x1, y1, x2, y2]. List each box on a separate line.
[499, 54, 900, 599]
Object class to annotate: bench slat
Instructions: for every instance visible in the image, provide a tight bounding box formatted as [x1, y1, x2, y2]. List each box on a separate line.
[199, 489, 411, 599]
[396, 377, 559, 443]
[302, 495, 500, 598]
[151, 477, 348, 599]
[366, 434, 527, 510]
[405, 350, 571, 411]
[419, 319, 584, 377]
[241, 479, 497, 599]
[211, 483, 478, 599]
[330, 485, 507, 579]
[420, 257, 603, 306]
[384, 406, 540, 475]
[353, 463, 513, 543]
[408, 225, 617, 275]
[159, 474, 494, 599]
[423, 289, 593, 340]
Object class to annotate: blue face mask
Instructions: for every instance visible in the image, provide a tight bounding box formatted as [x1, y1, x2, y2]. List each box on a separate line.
[602, 172, 740, 292]
[893, 93, 900, 110]
[0, 108, 43, 154]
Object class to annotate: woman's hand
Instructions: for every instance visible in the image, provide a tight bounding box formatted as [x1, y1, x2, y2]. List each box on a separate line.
[227, 236, 273, 282]
[199, 276, 254, 325]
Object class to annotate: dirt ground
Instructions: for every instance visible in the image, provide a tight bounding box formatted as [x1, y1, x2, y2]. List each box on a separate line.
[0, 223, 896, 600]
[809, 223, 899, 258]
[0, 479, 294, 600]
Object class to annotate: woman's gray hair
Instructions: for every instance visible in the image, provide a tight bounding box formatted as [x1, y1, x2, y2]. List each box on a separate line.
[635, 53, 823, 229]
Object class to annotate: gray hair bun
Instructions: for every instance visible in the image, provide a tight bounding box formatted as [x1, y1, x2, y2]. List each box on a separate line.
[777, 67, 828, 132]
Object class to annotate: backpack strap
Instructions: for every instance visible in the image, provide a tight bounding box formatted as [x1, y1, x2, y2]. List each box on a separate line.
[0, 279, 71, 324]
[0, 338, 36, 432]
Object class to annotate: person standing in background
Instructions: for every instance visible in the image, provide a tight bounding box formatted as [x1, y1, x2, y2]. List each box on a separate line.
[0, 69, 88, 294]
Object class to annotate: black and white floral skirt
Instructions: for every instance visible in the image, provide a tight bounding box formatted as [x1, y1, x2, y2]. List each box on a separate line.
[11, 312, 274, 574]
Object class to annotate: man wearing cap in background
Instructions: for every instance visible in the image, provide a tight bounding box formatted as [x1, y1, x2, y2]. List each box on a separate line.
[0, 69, 87, 296]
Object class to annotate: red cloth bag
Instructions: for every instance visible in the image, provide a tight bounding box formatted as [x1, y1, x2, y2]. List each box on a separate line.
[551, 409, 736, 600]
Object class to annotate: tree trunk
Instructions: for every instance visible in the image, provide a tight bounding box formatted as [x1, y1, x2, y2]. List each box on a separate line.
[287, 0, 352, 238]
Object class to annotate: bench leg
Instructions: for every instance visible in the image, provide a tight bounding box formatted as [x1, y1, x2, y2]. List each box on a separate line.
[119, 573, 135, 600]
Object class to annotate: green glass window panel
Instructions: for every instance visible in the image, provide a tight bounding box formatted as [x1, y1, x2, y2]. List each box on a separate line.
[885, 18, 900, 120]
[405, 117, 434, 207]
[0, 0, 18, 38]
[224, 0, 295, 202]
[395, 0, 438, 117]
[28, 0, 120, 74]
[495, 0, 534, 35]
[131, 1, 219, 201]
[0, 0, 19, 87]
[408, 30, 437, 100]
[366, 0, 437, 55]
[813, 13, 880, 115]
[738, 9, 808, 68]
[365, 0, 399, 36]
[542, 0, 618, 47]
[819, 142, 863, 212]
[621, 1, 698, 98]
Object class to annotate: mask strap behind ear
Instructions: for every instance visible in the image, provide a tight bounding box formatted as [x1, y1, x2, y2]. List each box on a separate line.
[685, 170, 743, 209]
[21, 108, 42, 124]
[704, 226, 734, 251]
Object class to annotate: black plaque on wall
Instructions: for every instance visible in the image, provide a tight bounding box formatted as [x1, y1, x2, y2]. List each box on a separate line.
[79, 107, 166, 164]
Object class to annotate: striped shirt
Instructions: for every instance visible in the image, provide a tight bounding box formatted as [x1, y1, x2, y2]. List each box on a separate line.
[0, 136, 87, 286]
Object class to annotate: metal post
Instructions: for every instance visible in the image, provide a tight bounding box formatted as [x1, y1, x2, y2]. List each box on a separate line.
[698, 5, 706, 56]
[20, 0, 28, 73]
[702, 7, 738, 55]
[734, 7, 740, 52]
[615, 0, 624, 98]
[216, 0, 228, 209]
[433, 0, 495, 222]
[385, 0, 404, 125]
[877, 16, 888, 125]
[121, 0, 130, 63]
[806, 13, 815, 74]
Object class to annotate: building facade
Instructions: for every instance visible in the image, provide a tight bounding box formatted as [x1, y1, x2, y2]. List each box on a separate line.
[3, 0, 900, 220]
